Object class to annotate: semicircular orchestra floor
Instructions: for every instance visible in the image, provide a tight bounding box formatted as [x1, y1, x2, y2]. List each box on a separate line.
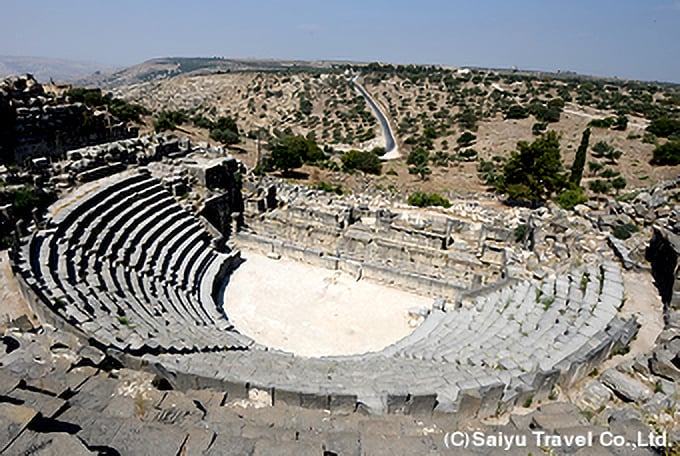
[223, 249, 432, 356]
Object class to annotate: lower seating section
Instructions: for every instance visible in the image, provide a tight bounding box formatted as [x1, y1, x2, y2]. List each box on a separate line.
[15, 172, 252, 354]
[139, 257, 636, 417]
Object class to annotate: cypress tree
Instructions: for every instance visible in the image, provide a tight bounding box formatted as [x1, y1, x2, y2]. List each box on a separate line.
[570, 128, 590, 186]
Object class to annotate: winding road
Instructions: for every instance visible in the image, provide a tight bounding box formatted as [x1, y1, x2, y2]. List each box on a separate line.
[351, 75, 400, 159]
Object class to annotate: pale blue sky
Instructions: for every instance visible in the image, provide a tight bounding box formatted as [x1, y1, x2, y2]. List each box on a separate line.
[2, 0, 679, 82]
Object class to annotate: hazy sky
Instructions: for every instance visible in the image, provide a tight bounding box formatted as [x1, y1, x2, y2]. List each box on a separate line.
[2, 0, 679, 82]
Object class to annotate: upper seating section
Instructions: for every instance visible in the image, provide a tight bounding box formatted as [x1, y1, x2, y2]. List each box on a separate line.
[16, 172, 252, 354]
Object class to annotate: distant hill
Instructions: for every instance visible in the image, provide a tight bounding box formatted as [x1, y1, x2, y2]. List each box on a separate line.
[72, 57, 356, 89]
[0, 56, 117, 84]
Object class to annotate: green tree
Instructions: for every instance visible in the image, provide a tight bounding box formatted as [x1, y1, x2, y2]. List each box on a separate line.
[532, 122, 548, 136]
[457, 131, 477, 148]
[209, 116, 240, 145]
[270, 134, 324, 169]
[65, 87, 148, 123]
[647, 117, 680, 138]
[456, 108, 478, 130]
[269, 143, 303, 174]
[299, 94, 313, 116]
[611, 176, 627, 192]
[588, 161, 604, 175]
[569, 128, 590, 186]
[651, 141, 680, 165]
[613, 114, 628, 131]
[499, 131, 567, 203]
[407, 148, 430, 167]
[407, 192, 451, 208]
[591, 141, 613, 158]
[154, 110, 187, 132]
[505, 104, 529, 119]
[341, 150, 382, 175]
[589, 179, 612, 194]
[409, 161, 432, 180]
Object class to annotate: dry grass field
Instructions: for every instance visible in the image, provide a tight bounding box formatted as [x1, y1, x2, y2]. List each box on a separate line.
[112, 66, 679, 198]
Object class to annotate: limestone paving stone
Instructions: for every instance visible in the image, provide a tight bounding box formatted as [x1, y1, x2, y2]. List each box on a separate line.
[0, 369, 21, 395]
[0, 403, 38, 452]
[108, 419, 188, 455]
[203, 435, 256, 456]
[9, 388, 66, 418]
[2, 430, 95, 456]
[600, 369, 653, 403]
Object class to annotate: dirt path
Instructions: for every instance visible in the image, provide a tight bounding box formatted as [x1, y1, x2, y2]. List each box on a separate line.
[0, 250, 39, 328]
[563, 106, 648, 129]
[222, 249, 431, 357]
[600, 270, 665, 371]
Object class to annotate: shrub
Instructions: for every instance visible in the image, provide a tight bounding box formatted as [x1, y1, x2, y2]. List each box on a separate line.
[409, 162, 432, 180]
[555, 187, 588, 210]
[505, 104, 529, 119]
[407, 192, 451, 208]
[589, 179, 612, 194]
[431, 151, 450, 167]
[599, 168, 620, 179]
[341, 150, 382, 175]
[532, 122, 548, 136]
[154, 110, 187, 132]
[613, 114, 628, 131]
[371, 146, 386, 156]
[457, 131, 477, 148]
[192, 115, 214, 129]
[514, 223, 528, 243]
[651, 140, 680, 165]
[647, 117, 680, 138]
[458, 148, 478, 160]
[65, 87, 148, 123]
[611, 176, 627, 191]
[642, 133, 658, 144]
[528, 103, 560, 123]
[591, 141, 613, 158]
[477, 159, 501, 186]
[588, 161, 604, 174]
[314, 181, 343, 195]
[209, 116, 240, 145]
[588, 117, 616, 128]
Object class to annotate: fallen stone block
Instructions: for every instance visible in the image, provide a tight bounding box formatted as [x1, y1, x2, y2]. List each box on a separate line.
[0, 403, 38, 452]
[529, 402, 588, 431]
[3, 430, 94, 456]
[600, 368, 652, 402]
[580, 380, 612, 411]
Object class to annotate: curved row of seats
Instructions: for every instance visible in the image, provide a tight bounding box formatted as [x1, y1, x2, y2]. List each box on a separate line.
[381, 262, 624, 373]
[17, 172, 253, 354]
